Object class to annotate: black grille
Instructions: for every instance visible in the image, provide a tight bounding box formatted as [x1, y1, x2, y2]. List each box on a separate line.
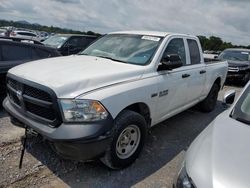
[8, 78, 19, 90]
[25, 101, 56, 121]
[8, 88, 21, 106]
[7, 77, 61, 127]
[24, 85, 52, 102]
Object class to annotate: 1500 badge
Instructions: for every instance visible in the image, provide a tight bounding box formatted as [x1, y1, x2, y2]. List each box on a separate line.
[159, 90, 168, 97]
[151, 90, 169, 98]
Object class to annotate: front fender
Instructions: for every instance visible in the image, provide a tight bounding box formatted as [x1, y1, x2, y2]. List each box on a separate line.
[77, 77, 159, 124]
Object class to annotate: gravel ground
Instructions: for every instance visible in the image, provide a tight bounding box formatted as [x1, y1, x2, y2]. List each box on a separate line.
[0, 85, 243, 188]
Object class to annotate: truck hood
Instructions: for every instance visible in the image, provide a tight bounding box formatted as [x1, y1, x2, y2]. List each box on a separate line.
[8, 55, 145, 98]
[186, 110, 250, 188]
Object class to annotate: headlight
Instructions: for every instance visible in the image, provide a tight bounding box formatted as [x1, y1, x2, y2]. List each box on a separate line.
[60, 99, 109, 122]
[239, 66, 249, 71]
[175, 165, 195, 188]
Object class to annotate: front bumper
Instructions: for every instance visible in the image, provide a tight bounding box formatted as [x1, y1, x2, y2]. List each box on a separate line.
[226, 70, 249, 81]
[3, 98, 114, 161]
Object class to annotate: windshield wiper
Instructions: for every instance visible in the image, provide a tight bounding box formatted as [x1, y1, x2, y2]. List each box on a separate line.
[96, 55, 127, 64]
[235, 117, 250, 125]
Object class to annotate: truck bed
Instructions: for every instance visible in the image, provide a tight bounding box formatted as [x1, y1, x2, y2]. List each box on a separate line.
[204, 58, 221, 64]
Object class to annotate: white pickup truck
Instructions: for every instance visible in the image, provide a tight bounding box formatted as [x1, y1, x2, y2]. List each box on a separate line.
[3, 31, 228, 169]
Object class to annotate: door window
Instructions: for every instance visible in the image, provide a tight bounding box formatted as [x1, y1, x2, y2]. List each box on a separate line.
[18, 32, 37, 37]
[32, 48, 50, 59]
[2, 44, 31, 61]
[79, 37, 96, 48]
[162, 38, 186, 65]
[187, 39, 201, 65]
[67, 37, 79, 47]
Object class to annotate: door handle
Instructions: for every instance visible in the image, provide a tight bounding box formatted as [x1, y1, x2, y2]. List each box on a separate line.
[200, 70, 206, 74]
[182, 74, 190, 78]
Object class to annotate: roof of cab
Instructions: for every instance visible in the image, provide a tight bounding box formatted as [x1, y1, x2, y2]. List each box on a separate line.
[109, 30, 194, 38]
[110, 31, 169, 37]
[55, 33, 98, 38]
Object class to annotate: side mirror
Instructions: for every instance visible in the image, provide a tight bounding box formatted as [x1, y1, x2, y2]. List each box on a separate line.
[158, 54, 183, 71]
[223, 90, 236, 105]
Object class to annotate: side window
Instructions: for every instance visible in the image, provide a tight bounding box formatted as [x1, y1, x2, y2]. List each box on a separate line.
[32, 48, 50, 59]
[2, 44, 31, 61]
[18, 32, 36, 37]
[162, 38, 186, 65]
[79, 37, 94, 48]
[67, 37, 79, 47]
[79, 37, 89, 48]
[187, 39, 201, 65]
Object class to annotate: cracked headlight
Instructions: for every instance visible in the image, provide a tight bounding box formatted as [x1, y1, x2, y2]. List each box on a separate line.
[60, 99, 108, 122]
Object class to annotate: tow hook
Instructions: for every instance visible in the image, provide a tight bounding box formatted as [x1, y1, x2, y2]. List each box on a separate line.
[19, 127, 38, 169]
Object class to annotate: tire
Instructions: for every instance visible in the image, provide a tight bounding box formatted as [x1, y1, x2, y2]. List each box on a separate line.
[101, 110, 147, 169]
[242, 72, 250, 86]
[199, 83, 219, 112]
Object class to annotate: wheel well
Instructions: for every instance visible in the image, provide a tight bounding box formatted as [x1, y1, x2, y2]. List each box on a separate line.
[214, 77, 221, 89]
[122, 103, 151, 127]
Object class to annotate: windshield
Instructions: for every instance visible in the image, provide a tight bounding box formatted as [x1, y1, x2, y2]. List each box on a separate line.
[43, 35, 69, 48]
[231, 85, 250, 125]
[219, 50, 250, 61]
[80, 34, 163, 65]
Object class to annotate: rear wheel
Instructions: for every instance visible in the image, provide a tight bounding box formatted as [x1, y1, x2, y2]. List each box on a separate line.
[101, 110, 147, 169]
[199, 83, 219, 112]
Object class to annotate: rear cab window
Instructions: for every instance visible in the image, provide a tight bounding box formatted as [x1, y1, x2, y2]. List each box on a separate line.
[187, 39, 201, 65]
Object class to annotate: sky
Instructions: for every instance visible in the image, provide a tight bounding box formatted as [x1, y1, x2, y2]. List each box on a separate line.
[0, 0, 250, 45]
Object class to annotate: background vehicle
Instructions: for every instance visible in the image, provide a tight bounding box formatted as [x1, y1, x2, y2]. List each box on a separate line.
[218, 48, 250, 85]
[3, 31, 227, 169]
[42, 34, 98, 55]
[10, 30, 39, 41]
[0, 38, 61, 102]
[0, 36, 44, 45]
[0, 28, 7, 37]
[203, 53, 218, 61]
[38, 31, 50, 42]
[174, 83, 250, 188]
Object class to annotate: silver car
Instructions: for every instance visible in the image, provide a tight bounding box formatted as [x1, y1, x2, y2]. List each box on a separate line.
[174, 83, 250, 188]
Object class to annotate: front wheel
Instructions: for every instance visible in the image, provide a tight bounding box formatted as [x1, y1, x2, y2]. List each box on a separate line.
[101, 110, 147, 169]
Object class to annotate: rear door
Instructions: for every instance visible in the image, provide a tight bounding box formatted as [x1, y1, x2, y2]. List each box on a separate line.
[185, 38, 206, 103]
[32, 48, 52, 60]
[1, 43, 32, 72]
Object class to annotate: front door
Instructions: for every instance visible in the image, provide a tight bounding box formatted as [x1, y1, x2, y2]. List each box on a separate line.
[156, 38, 191, 123]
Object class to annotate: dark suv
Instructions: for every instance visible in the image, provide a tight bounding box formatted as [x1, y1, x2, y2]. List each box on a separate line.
[0, 38, 61, 102]
[42, 34, 98, 56]
[219, 48, 250, 85]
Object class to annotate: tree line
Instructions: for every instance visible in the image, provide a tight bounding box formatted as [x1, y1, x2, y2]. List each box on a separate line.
[198, 35, 250, 51]
[0, 19, 100, 36]
[1, 19, 249, 50]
